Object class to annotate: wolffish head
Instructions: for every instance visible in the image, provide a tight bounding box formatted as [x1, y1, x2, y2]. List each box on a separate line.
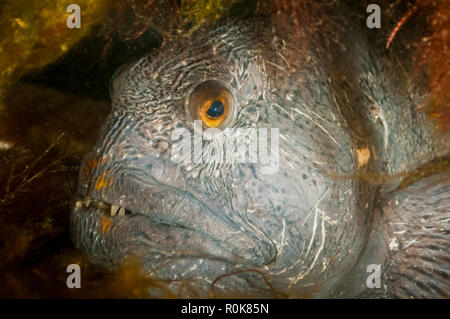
[70, 19, 372, 297]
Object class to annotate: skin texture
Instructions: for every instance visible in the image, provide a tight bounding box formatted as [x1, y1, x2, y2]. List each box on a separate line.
[70, 2, 449, 298]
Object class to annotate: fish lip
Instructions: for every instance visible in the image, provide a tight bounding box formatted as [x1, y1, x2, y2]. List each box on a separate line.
[71, 183, 277, 267]
[71, 204, 244, 264]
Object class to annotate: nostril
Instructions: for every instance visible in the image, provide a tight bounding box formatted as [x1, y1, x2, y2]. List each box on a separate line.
[156, 140, 169, 151]
[152, 139, 170, 153]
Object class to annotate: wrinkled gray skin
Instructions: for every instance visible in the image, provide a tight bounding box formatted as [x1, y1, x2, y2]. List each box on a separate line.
[71, 3, 449, 298]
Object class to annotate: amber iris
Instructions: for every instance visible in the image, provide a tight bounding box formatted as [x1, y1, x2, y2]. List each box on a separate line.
[188, 81, 233, 128]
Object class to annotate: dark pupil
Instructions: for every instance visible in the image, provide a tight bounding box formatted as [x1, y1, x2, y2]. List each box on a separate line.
[206, 100, 224, 118]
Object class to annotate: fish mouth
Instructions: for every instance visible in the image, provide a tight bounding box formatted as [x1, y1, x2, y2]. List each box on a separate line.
[71, 199, 240, 265]
[72, 197, 282, 297]
[70, 184, 277, 271]
[73, 198, 133, 217]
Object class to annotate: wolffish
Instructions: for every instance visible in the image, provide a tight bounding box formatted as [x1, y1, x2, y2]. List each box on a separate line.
[70, 1, 450, 298]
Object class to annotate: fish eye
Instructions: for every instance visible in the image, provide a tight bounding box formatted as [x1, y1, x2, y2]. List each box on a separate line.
[188, 80, 234, 128]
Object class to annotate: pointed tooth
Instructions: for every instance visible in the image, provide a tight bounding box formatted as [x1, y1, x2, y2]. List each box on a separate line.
[118, 207, 125, 216]
[85, 200, 91, 208]
[75, 201, 82, 209]
[111, 205, 119, 216]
